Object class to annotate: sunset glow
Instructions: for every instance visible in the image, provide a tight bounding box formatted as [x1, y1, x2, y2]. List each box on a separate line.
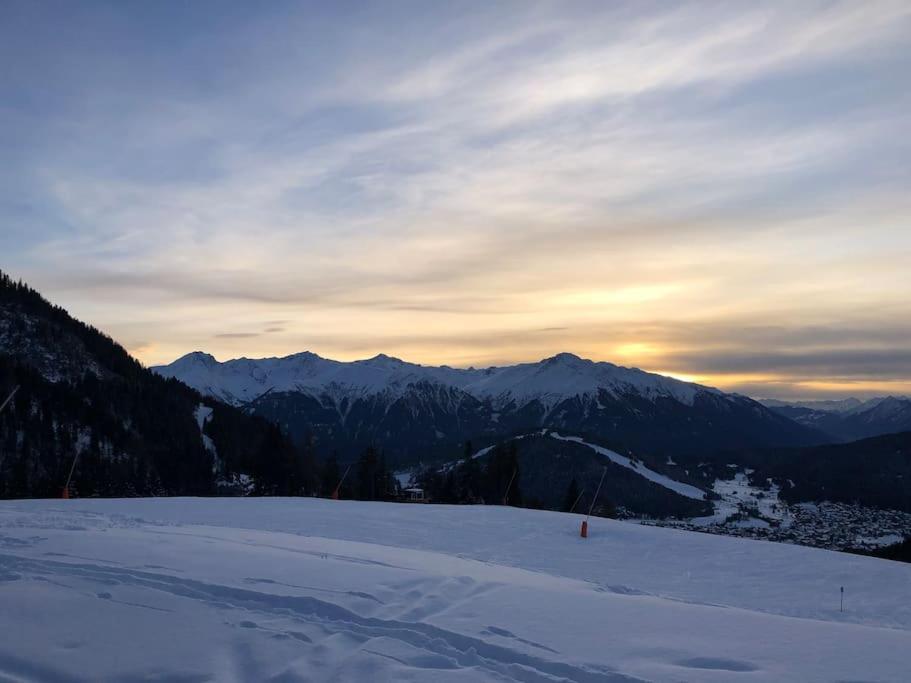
[3, 1, 909, 399]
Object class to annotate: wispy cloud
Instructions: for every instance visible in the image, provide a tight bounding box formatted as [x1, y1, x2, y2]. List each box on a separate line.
[2, 1, 909, 397]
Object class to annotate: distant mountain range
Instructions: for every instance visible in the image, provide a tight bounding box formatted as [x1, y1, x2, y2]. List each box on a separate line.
[760, 396, 911, 442]
[154, 350, 826, 466]
[760, 398, 865, 413]
[4, 270, 911, 522]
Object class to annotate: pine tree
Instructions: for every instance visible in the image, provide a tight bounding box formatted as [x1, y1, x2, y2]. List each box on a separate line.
[562, 477, 580, 512]
[356, 446, 378, 500]
[504, 441, 523, 506]
[458, 441, 482, 503]
[483, 441, 522, 506]
[375, 453, 391, 500]
[321, 453, 340, 497]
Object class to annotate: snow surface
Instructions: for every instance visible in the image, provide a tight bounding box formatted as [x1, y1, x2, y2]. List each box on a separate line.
[550, 433, 706, 500]
[393, 471, 414, 488]
[691, 472, 790, 527]
[1, 498, 909, 682]
[194, 403, 213, 431]
[153, 351, 721, 410]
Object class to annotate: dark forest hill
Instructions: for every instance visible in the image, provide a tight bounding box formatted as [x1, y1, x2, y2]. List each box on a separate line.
[420, 434, 712, 519]
[676, 431, 911, 513]
[0, 271, 316, 498]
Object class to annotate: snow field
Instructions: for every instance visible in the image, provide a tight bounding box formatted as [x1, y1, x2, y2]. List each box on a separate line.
[0, 498, 909, 682]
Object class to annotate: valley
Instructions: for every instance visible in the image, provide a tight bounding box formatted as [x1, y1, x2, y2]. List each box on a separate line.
[3, 269, 911, 559]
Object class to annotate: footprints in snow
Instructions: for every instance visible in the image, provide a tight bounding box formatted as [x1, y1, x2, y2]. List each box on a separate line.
[1, 553, 636, 683]
[481, 626, 559, 655]
[230, 618, 314, 645]
[675, 656, 759, 672]
[243, 576, 384, 605]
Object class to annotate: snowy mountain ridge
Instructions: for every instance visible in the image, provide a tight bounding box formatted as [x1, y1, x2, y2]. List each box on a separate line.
[759, 396, 909, 415]
[154, 350, 719, 410]
[759, 397, 865, 413]
[762, 395, 911, 442]
[153, 350, 824, 464]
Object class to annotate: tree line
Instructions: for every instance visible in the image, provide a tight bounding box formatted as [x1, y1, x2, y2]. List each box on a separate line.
[417, 440, 524, 506]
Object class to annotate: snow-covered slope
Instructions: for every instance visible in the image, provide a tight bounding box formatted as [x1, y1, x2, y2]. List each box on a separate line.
[463, 352, 712, 408]
[550, 432, 706, 500]
[1, 498, 908, 682]
[153, 350, 717, 409]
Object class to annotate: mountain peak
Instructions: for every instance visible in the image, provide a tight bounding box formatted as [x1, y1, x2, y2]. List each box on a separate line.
[542, 352, 584, 365]
[361, 353, 405, 365]
[179, 351, 217, 366]
[284, 351, 322, 363]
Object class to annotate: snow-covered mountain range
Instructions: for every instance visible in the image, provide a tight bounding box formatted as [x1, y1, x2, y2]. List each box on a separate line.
[762, 396, 911, 442]
[760, 397, 865, 413]
[155, 350, 712, 410]
[154, 351, 824, 464]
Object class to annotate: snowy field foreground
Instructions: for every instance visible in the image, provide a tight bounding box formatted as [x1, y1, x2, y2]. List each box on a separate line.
[1, 499, 910, 682]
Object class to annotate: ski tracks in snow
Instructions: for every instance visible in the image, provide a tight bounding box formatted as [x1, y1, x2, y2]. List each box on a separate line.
[0, 551, 637, 683]
[3, 501, 909, 682]
[0, 510, 641, 683]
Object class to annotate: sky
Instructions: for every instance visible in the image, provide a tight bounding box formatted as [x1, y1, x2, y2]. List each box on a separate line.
[2, 1, 910, 399]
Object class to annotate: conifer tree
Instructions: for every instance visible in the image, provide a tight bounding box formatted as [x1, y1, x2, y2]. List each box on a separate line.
[322, 452, 340, 497]
[562, 477, 580, 512]
[356, 446, 378, 500]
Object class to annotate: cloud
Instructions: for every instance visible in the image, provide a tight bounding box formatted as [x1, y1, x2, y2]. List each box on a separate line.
[664, 349, 911, 379]
[2, 1, 910, 397]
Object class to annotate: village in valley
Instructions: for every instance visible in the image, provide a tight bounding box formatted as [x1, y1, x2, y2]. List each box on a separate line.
[638, 471, 911, 552]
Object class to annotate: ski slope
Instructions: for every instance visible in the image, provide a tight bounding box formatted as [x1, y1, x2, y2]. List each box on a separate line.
[1, 498, 909, 682]
[550, 432, 706, 500]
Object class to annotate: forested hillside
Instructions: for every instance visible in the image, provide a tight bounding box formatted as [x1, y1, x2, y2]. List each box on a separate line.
[419, 434, 712, 518]
[677, 431, 911, 513]
[0, 271, 317, 498]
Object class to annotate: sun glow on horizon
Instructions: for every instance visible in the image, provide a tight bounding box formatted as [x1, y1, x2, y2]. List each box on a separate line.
[4, 1, 910, 401]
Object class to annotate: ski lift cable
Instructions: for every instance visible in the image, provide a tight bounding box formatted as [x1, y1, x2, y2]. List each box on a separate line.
[587, 467, 608, 521]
